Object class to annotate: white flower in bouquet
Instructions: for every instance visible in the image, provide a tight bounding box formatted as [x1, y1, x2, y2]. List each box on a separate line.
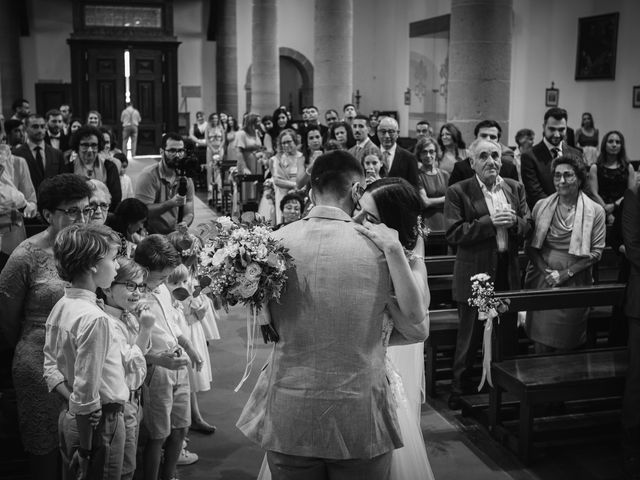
[217, 216, 234, 231]
[245, 262, 263, 280]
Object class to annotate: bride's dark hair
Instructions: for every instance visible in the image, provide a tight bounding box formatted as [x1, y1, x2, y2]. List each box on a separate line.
[365, 177, 425, 250]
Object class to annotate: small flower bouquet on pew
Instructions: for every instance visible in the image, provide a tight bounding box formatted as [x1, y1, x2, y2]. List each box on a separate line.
[468, 273, 510, 390]
[195, 212, 295, 390]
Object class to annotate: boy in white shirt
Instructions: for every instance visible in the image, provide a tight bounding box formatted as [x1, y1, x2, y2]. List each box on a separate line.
[43, 223, 126, 480]
[134, 234, 203, 480]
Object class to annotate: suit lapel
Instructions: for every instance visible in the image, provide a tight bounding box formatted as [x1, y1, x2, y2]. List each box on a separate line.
[534, 142, 552, 164]
[500, 179, 517, 211]
[468, 178, 490, 218]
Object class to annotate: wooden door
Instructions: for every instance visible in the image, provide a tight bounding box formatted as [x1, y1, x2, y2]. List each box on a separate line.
[86, 47, 126, 129]
[129, 49, 165, 155]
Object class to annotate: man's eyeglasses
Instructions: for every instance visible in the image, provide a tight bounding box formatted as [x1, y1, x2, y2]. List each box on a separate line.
[326, 116, 338, 121]
[90, 202, 110, 211]
[478, 151, 501, 161]
[54, 206, 95, 219]
[112, 281, 148, 293]
[378, 129, 397, 136]
[165, 148, 185, 155]
[553, 171, 577, 181]
[79, 142, 99, 150]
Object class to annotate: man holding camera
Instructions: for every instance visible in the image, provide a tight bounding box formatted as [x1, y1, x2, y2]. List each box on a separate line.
[135, 132, 195, 234]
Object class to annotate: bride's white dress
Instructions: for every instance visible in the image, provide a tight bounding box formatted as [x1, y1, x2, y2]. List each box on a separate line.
[256, 314, 435, 479]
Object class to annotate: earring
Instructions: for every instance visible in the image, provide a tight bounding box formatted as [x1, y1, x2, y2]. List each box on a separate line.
[90, 267, 98, 273]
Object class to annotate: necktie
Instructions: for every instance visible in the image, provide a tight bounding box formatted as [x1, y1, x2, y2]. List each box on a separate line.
[35, 146, 44, 169]
[551, 147, 559, 159]
[383, 150, 391, 170]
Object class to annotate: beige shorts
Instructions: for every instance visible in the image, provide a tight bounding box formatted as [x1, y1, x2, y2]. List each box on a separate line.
[142, 365, 191, 439]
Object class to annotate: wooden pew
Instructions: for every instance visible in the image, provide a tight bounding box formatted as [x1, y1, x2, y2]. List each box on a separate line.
[488, 284, 627, 464]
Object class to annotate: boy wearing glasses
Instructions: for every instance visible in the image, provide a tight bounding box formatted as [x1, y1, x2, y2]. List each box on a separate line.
[135, 132, 195, 234]
[102, 257, 155, 480]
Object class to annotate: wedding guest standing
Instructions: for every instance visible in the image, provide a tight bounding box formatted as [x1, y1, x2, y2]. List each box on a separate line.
[271, 129, 302, 225]
[444, 139, 530, 410]
[43, 223, 125, 480]
[524, 154, 605, 352]
[587, 131, 635, 227]
[416, 137, 449, 231]
[0, 174, 92, 480]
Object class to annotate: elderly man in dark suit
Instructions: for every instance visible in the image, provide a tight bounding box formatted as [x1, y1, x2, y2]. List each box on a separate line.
[444, 138, 531, 410]
[448, 119, 520, 186]
[376, 116, 420, 189]
[521, 107, 582, 209]
[13, 113, 66, 194]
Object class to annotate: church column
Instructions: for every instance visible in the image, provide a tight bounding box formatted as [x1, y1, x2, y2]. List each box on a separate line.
[250, 0, 279, 115]
[447, 0, 513, 141]
[314, 0, 353, 116]
[216, 0, 239, 118]
[0, 1, 23, 117]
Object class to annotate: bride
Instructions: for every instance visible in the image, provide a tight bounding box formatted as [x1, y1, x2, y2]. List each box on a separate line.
[257, 177, 434, 479]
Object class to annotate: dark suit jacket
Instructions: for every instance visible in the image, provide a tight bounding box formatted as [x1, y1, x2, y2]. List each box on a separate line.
[44, 131, 70, 152]
[13, 143, 66, 193]
[387, 146, 419, 188]
[444, 177, 531, 303]
[622, 188, 640, 318]
[520, 141, 581, 209]
[448, 157, 519, 186]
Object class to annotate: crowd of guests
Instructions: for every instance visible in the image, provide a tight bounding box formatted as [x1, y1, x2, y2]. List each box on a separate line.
[0, 173, 220, 480]
[2, 97, 640, 478]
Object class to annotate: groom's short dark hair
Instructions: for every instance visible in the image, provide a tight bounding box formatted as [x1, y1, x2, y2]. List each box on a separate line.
[310, 150, 363, 196]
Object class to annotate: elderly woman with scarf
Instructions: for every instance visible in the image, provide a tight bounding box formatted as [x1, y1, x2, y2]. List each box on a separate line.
[524, 154, 606, 353]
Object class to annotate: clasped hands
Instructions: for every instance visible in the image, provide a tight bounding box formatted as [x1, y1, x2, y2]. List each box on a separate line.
[544, 268, 566, 287]
[490, 206, 517, 228]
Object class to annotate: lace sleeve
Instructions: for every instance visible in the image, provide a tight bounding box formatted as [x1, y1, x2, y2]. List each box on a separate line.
[0, 243, 31, 347]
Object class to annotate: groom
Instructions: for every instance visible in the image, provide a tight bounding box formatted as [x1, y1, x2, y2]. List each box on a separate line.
[237, 150, 427, 479]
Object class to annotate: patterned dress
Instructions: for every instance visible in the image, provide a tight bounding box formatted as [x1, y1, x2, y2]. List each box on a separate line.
[0, 239, 67, 454]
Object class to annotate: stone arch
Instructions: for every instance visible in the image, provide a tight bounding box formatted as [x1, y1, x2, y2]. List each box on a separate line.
[245, 47, 314, 115]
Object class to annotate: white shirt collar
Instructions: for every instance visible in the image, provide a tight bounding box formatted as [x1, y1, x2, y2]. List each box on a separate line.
[476, 174, 504, 193]
[543, 137, 562, 155]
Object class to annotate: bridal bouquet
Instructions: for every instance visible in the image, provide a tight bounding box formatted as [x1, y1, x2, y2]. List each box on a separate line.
[196, 212, 294, 311]
[467, 273, 510, 390]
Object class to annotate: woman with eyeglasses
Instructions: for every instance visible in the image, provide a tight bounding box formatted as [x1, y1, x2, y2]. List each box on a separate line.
[0, 173, 93, 480]
[524, 154, 606, 353]
[272, 129, 303, 225]
[67, 125, 122, 212]
[86, 179, 112, 225]
[416, 136, 449, 231]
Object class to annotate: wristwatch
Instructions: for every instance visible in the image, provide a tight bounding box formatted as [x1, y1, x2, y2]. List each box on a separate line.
[78, 447, 91, 459]
[567, 269, 575, 278]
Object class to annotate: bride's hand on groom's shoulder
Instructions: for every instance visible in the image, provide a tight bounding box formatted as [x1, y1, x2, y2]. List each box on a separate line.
[353, 220, 402, 254]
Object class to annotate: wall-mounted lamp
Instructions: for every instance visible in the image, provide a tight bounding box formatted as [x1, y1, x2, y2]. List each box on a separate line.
[404, 88, 411, 106]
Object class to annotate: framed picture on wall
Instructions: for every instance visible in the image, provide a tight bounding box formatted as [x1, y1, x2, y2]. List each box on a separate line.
[633, 86, 640, 108]
[575, 13, 619, 80]
[545, 87, 559, 107]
